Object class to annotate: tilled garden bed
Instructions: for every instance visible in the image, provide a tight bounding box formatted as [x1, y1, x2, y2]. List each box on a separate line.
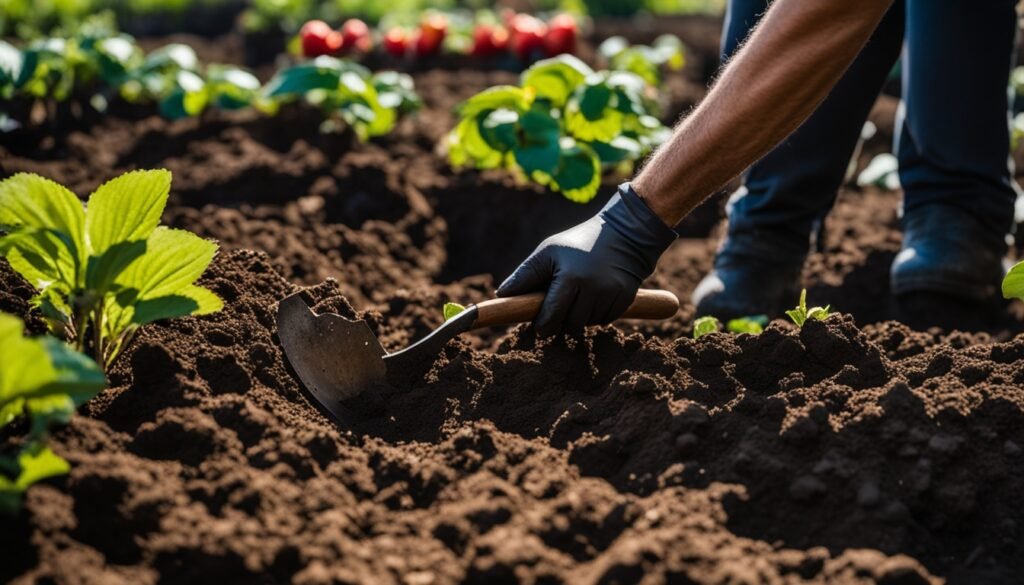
[2, 40, 1023, 585]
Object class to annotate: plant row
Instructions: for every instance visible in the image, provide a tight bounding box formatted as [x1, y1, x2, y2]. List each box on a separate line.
[0, 169, 222, 513]
[0, 24, 420, 139]
[296, 10, 580, 63]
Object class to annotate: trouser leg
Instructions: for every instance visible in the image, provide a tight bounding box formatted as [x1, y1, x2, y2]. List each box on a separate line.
[890, 0, 1018, 301]
[720, 0, 906, 262]
[898, 0, 1018, 237]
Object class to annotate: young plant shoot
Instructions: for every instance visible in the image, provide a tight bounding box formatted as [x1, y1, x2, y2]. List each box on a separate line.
[1003, 261, 1024, 301]
[0, 170, 223, 370]
[0, 313, 105, 513]
[443, 302, 466, 321]
[692, 315, 720, 339]
[785, 289, 831, 327]
[726, 315, 766, 334]
[447, 54, 669, 203]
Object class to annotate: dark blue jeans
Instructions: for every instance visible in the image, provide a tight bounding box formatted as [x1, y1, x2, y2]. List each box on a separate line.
[720, 0, 1019, 264]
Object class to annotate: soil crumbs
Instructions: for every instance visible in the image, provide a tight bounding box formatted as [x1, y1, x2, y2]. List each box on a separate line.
[1, 39, 1023, 585]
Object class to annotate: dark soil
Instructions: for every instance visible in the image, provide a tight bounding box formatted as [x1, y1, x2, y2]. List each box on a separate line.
[2, 22, 1024, 585]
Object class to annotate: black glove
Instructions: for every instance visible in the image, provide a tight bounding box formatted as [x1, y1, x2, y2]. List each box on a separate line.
[496, 183, 677, 337]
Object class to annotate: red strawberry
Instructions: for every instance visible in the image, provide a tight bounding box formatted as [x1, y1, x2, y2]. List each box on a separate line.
[383, 27, 409, 57]
[416, 13, 447, 56]
[544, 13, 577, 56]
[471, 24, 510, 57]
[300, 20, 343, 57]
[509, 13, 546, 61]
[341, 18, 372, 52]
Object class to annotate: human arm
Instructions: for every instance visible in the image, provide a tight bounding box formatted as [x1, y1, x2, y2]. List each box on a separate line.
[497, 0, 896, 336]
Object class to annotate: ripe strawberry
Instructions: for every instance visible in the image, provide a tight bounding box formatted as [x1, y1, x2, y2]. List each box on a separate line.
[471, 24, 509, 57]
[416, 13, 448, 56]
[544, 13, 577, 56]
[341, 18, 372, 52]
[300, 20, 343, 57]
[383, 27, 409, 57]
[509, 13, 546, 61]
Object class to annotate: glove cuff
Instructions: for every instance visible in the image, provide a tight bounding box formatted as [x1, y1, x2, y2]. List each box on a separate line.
[603, 182, 678, 254]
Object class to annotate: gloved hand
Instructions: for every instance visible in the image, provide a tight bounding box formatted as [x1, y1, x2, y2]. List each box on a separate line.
[496, 183, 677, 337]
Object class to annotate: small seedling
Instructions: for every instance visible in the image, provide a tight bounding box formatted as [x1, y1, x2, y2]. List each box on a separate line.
[1003, 261, 1024, 300]
[0, 313, 105, 513]
[785, 289, 831, 327]
[443, 302, 466, 321]
[0, 170, 223, 369]
[692, 316, 720, 339]
[726, 315, 766, 335]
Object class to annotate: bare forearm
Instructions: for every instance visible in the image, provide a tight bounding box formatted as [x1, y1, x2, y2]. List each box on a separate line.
[633, 0, 894, 226]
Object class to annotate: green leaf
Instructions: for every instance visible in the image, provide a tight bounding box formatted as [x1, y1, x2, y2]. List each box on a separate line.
[786, 289, 830, 327]
[85, 169, 170, 256]
[693, 316, 720, 339]
[0, 313, 104, 420]
[0, 173, 86, 277]
[597, 36, 629, 60]
[0, 314, 57, 413]
[113, 227, 218, 303]
[457, 86, 531, 118]
[548, 140, 601, 203]
[726, 316, 766, 335]
[38, 337, 105, 407]
[0, 40, 23, 84]
[513, 107, 562, 175]
[0, 230, 78, 293]
[591, 136, 642, 164]
[142, 43, 199, 73]
[480, 108, 520, 152]
[131, 285, 223, 326]
[565, 95, 624, 143]
[443, 302, 466, 321]
[209, 66, 260, 110]
[521, 55, 594, 107]
[262, 57, 365, 97]
[83, 169, 170, 292]
[0, 443, 70, 515]
[1003, 261, 1024, 300]
[578, 79, 613, 121]
[15, 444, 69, 489]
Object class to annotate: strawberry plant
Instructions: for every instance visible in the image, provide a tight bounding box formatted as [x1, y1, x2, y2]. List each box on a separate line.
[448, 54, 669, 202]
[263, 56, 419, 139]
[597, 34, 685, 86]
[0, 312, 105, 513]
[117, 43, 265, 120]
[786, 289, 831, 327]
[0, 170, 223, 370]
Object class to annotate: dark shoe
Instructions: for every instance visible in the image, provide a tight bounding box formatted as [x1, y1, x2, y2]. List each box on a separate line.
[693, 252, 804, 321]
[891, 203, 1009, 302]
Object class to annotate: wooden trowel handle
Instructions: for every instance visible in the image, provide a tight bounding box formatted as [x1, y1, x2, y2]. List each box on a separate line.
[472, 289, 679, 328]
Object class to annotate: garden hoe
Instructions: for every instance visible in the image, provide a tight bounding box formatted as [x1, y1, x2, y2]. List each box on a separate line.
[276, 289, 679, 423]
